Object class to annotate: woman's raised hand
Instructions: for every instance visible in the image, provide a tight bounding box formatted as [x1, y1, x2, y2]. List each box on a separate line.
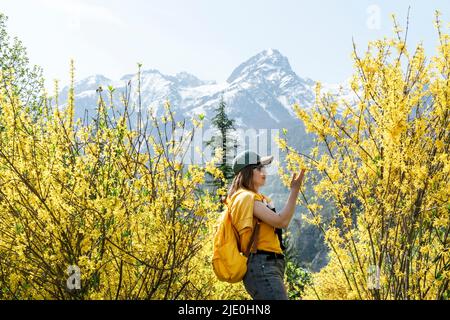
[290, 169, 306, 192]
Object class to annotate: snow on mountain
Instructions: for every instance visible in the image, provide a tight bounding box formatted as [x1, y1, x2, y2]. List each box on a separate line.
[225, 49, 316, 120]
[59, 49, 349, 130]
[321, 79, 358, 113]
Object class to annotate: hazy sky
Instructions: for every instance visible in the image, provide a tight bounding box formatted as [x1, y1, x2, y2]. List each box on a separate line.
[1, 0, 449, 90]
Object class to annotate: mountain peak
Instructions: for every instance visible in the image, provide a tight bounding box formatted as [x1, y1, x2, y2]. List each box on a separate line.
[262, 48, 281, 57]
[73, 74, 111, 90]
[175, 71, 204, 87]
[227, 49, 293, 83]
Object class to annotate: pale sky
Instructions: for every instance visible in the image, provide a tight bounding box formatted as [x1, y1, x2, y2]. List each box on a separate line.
[1, 0, 449, 90]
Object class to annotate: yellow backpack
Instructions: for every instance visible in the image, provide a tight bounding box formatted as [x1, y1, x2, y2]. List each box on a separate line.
[212, 200, 260, 283]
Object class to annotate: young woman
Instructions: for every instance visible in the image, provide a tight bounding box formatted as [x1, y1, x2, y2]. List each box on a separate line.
[225, 150, 306, 300]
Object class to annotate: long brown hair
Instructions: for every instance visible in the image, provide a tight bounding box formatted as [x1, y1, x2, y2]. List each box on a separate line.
[227, 165, 257, 199]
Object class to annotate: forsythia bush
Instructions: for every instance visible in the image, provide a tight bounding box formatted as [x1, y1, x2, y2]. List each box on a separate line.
[278, 13, 450, 299]
[0, 64, 249, 299]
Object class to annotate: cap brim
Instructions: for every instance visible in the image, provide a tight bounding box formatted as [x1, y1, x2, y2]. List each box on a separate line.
[260, 155, 274, 165]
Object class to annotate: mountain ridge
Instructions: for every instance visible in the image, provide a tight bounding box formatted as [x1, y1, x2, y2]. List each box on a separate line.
[59, 48, 352, 130]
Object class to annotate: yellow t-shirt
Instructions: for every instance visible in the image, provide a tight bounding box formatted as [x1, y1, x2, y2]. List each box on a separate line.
[226, 188, 283, 254]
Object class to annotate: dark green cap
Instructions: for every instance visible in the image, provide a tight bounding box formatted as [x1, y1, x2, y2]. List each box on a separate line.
[232, 150, 273, 175]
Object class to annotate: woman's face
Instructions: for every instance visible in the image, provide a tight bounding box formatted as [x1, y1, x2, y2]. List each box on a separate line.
[252, 164, 267, 188]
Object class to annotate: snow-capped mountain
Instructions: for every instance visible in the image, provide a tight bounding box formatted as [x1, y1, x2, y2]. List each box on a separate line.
[58, 49, 325, 129]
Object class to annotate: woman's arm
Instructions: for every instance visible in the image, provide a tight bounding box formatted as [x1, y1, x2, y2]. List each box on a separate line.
[253, 169, 306, 229]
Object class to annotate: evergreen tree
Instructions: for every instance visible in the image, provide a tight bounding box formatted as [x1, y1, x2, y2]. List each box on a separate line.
[204, 96, 238, 194]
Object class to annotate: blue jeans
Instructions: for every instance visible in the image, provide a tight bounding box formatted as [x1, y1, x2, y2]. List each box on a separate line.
[243, 253, 288, 300]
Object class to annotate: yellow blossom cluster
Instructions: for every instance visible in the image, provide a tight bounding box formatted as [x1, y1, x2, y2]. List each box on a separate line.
[282, 14, 450, 300]
[0, 69, 248, 299]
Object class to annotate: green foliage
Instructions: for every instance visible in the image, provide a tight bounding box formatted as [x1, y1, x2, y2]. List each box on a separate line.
[204, 96, 238, 190]
[0, 13, 44, 115]
[285, 259, 312, 300]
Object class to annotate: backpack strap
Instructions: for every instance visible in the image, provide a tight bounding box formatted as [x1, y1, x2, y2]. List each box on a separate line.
[227, 191, 263, 257]
[246, 195, 266, 256]
[244, 218, 261, 257]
